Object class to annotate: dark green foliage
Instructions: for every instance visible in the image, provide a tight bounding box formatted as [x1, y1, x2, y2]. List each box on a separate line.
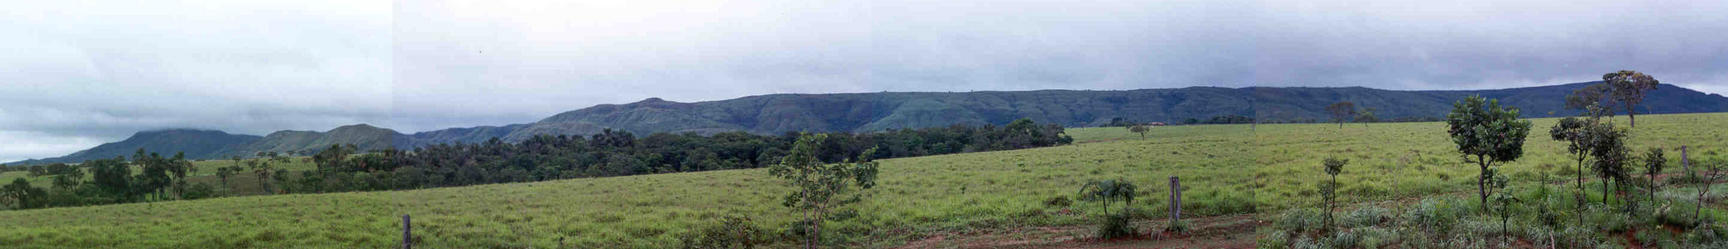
[1446, 95, 1533, 209]
[2, 178, 48, 209]
[87, 158, 134, 201]
[280, 121, 1067, 194]
[180, 182, 217, 200]
[1201, 115, 1255, 124]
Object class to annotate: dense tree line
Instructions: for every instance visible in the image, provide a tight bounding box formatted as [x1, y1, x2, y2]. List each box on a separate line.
[279, 118, 1070, 193]
[1, 150, 216, 210]
[2, 119, 1070, 210]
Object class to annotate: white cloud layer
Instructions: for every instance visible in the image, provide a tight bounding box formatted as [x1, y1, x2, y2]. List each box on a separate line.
[3, 0, 1727, 162]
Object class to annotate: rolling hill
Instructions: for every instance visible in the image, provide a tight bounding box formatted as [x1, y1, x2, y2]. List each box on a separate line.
[8, 81, 1727, 165]
[7, 129, 261, 165]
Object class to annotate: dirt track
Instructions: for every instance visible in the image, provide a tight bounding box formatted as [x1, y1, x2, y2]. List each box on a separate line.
[893, 214, 1262, 249]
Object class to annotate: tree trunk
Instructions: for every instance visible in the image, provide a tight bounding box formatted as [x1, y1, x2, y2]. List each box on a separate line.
[1627, 105, 1637, 128]
[1603, 178, 1611, 205]
[1649, 174, 1657, 204]
[1478, 162, 1489, 212]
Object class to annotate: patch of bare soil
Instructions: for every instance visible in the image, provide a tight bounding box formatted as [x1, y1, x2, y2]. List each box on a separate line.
[892, 215, 1262, 249]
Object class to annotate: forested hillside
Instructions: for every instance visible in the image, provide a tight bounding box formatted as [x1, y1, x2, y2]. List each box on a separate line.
[9, 82, 1727, 165]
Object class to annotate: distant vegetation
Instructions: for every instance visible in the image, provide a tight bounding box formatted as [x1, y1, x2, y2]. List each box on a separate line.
[0, 119, 1070, 210]
[12, 81, 1728, 166]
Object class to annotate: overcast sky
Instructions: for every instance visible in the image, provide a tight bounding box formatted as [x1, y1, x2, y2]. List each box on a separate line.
[3, 0, 1726, 162]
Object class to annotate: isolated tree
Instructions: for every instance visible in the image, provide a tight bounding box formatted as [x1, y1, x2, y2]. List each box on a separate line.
[1326, 101, 1357, 128]
[768, 133, 880, 249]
[1643, 148, 1666, 203]
[1321, 157, 1348, 231]
[1078, 179, 1138, 239]
[1601, 70, 1660, 128]
[1078, 179, 1137, 216]
[1445, 95, 1532, 209]
[1550, 117, 1592, 191]
[1127, 125, 1150, 139]
[1584, 123, 1629, 204]
[1354, 108, 1378, 127]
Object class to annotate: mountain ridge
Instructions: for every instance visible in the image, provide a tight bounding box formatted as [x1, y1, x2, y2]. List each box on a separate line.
[9, 82, 1727, 165]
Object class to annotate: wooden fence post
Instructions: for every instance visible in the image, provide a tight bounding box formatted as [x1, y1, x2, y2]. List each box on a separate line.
[1683, 146, 1691, 173]
[403, 214, 412, 249]
[1170, 176, 1181, 222]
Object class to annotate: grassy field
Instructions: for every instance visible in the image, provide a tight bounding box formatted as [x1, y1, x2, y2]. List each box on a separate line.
[1, 113, 1725, 248]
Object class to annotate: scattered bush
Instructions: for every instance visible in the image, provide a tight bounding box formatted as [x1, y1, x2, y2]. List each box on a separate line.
[1043, 196, 1072, 208]
[680, 216, 770, 249]
[180, 182, 218, 200]
[1343, 206, 1390, 228]
[1094, 211, 1137, 239]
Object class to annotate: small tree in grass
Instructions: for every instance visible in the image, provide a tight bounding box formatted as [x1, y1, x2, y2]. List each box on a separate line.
[768, 133, 879, 249]
[1643, 148, 1666, 204]
[1486, 169, 1517, 239]
[1327, 102, 1357, 128]
[1445, 95, 1532, 211]
[1127, 125, 1150, 139]
[1078, 179, 1137, 216]
[1355, 107, 1377, 127]
[1078, 179, 1137, 238]
[1550, 117, 1592, 191]
[1320, 157, 1347, 232]
[1585, 123, 1630, 205]
[1696, 158, 1726, 224]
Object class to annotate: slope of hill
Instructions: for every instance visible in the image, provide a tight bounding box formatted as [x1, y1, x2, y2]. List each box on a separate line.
[9, 82, 1727, 165]
[508, 81, 1727, 140]
[235, 124, 410, 156]
[10, 129, 261, 165]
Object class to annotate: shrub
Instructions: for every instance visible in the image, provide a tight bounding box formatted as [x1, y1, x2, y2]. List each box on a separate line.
[1094, 211, 1138, 239]
[680, 216, 769, 249]
[1163, 219, 1190, 233]
[1354, 226, 1397, 249]
[1257, 230, 1291, 249]
[180, 182, 218, 200]
[1275, 208, 1322, 234]
[1343, 206, 1390, 228]
[1044, 195, 1072, 207]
